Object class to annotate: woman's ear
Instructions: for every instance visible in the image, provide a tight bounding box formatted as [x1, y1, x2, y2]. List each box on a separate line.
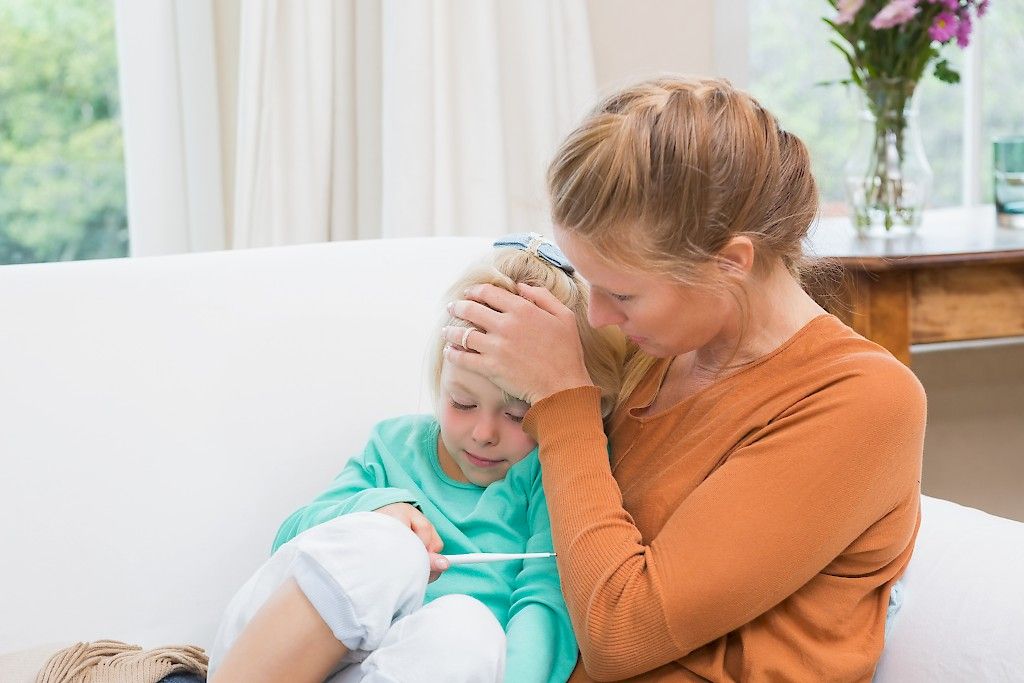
[717, 236, 755, 278]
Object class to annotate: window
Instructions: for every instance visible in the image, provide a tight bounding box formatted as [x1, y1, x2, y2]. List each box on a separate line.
[745, 0, 1021, 215]
[0, 0, 127, 266]
[981, 0, 1024, 199]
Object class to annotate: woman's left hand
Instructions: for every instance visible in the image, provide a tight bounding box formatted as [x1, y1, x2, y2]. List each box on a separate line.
[442, 282, 594, 404]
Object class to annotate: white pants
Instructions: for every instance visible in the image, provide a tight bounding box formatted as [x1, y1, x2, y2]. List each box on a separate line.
[210, 511, 506, 682]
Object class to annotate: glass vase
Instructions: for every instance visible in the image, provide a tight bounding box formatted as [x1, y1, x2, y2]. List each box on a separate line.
[844, 78, 933, 237]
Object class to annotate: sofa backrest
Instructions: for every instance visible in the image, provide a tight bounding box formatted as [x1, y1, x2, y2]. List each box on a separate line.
[0, 237, 491, 651]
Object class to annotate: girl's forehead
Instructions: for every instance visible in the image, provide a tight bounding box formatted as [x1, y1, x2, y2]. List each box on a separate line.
[441, 362, 528, 408]
[441, 361, 493, 390]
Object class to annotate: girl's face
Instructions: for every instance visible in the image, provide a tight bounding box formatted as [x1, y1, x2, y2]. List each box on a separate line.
[437, 360, 537, 487]
[555, 227, 733, 359]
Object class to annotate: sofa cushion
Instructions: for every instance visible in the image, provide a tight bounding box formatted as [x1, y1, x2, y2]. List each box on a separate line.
[874, 495, 1024, 681]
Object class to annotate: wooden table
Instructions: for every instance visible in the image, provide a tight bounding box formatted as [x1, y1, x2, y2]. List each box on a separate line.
[804, 205, 1024, 365]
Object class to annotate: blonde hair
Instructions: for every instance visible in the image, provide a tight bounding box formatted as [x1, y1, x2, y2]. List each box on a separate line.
[547, 75, 820, 404]
[429, 247, 626, 418]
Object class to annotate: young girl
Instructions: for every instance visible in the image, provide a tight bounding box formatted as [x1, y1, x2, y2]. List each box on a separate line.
[208, 234, 624, 683]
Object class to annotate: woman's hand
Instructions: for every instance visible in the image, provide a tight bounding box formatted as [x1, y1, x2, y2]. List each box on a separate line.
[374, 503, 449, 581]
[442, 283, 594, 404]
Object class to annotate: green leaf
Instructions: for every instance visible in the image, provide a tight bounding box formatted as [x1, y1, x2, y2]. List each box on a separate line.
[934, 58, 961, 84]
[828, 39, 864, 88]
[814, 78, 856, 88]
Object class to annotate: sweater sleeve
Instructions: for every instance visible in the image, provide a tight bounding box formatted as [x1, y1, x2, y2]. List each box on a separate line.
[503, 466, 579, 683]
[272, 447, 420, 552]
[523, 364, 926, 681]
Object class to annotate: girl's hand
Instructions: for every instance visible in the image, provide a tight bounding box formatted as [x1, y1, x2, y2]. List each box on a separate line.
[374, 503, 449, 581]
[442, 283, 594, 404]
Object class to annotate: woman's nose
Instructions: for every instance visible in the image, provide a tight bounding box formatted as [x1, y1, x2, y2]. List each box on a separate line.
[588, 296, 624, 328]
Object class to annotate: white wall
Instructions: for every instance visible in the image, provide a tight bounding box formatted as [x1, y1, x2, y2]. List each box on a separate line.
[586, 0, 713, 92]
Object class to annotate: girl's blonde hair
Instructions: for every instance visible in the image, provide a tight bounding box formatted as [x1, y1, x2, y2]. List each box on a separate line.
[547, 76, 820, 404]
[429, 247, 626, 418]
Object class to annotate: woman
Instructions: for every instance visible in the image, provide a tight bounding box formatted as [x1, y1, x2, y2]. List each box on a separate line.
[443, 76, 925, 682]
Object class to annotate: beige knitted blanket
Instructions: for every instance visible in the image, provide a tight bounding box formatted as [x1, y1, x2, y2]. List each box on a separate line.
[35, 640, 207, 683]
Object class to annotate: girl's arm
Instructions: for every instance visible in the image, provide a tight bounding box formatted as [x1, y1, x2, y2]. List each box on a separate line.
[273, 433, 420, 551]
[503, 469, 578, 683]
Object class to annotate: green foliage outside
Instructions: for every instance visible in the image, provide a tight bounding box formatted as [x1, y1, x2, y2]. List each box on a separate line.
[0, 0, 127, 265]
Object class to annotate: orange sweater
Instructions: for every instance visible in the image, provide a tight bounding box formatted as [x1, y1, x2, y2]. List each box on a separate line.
[522, 315, 926, 682]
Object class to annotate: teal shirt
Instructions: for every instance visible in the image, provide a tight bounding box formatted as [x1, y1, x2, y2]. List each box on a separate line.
[274, 415, 577, 683]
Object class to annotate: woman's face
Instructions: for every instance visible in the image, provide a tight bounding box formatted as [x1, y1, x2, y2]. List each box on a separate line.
[555, 227, 733, 359]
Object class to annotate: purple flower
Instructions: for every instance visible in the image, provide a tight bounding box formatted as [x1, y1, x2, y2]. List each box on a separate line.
[929, 10, 958, 41]
[977, 0, 990, 17]
[956, 12, 973, 46]
[943, 0, 959, 9]
[836, 0, 866, 24]
[870, 0, 921, 29]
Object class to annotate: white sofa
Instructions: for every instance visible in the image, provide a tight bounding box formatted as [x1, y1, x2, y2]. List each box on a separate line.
[2, 237, 1023, 681]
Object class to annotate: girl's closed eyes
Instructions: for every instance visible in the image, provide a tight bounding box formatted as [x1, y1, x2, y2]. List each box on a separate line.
[448, 397, 527, 423]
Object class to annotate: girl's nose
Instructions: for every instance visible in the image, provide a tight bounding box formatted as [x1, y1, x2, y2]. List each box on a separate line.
[471, 415, 498, 445]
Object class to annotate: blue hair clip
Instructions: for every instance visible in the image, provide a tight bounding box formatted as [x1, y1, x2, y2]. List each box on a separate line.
[493, 232, 575, 275]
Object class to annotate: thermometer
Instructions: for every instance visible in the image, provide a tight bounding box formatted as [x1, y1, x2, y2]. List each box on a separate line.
[441, 552, 556, 565]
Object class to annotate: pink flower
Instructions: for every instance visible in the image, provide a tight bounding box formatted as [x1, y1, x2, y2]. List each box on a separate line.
[977, 0, 990, 17]
[836, 0, 866, 24]
[928, 10, 958, 41]
[870, 0, 921, 29]
[956, 12, 973, 46]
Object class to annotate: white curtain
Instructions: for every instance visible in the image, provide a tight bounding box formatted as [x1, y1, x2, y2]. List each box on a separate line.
[113, 0, 228, 256]
[232, 0, 596, 247]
